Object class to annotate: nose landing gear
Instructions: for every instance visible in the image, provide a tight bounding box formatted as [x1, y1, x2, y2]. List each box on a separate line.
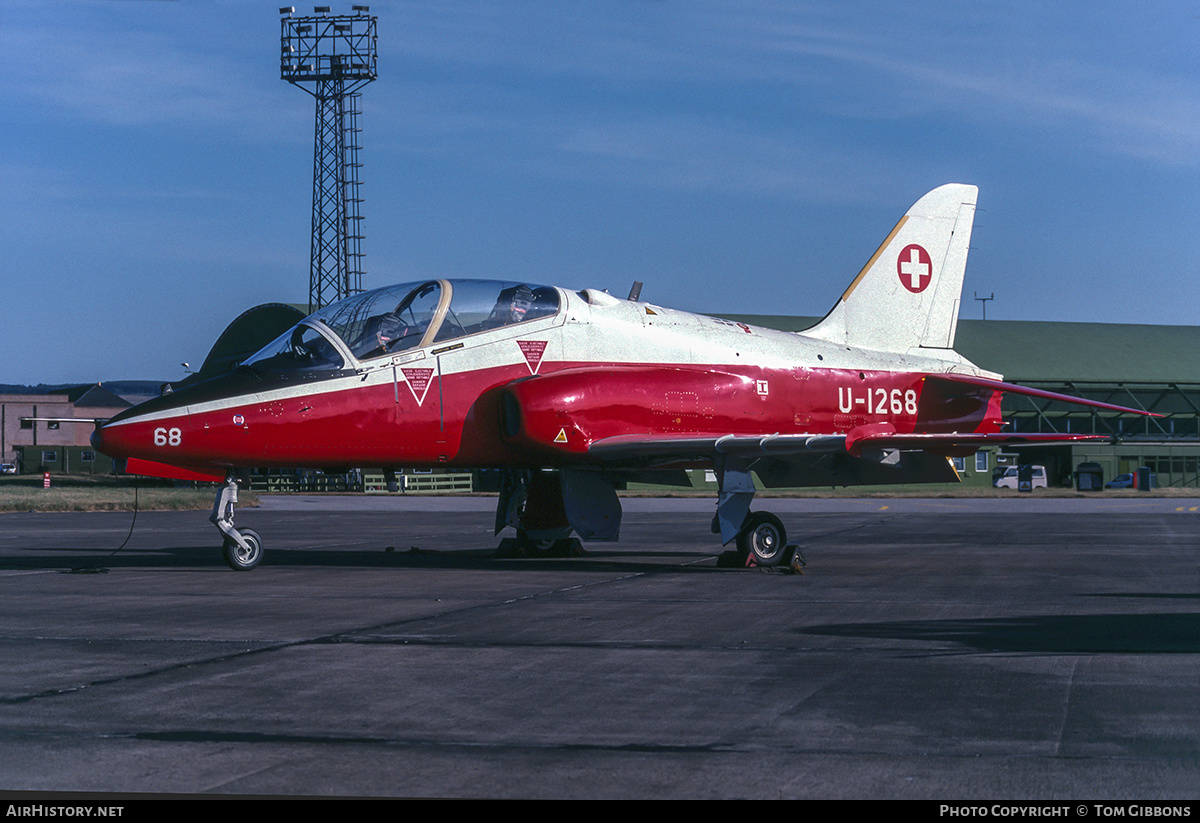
[212, 475, 263, 571]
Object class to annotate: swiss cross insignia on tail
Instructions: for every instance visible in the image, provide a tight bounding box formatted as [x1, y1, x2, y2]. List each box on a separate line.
[897, 244, 932, 293]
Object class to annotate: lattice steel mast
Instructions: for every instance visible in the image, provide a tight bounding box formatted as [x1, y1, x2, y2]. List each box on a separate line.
[280, 6, 377, 312]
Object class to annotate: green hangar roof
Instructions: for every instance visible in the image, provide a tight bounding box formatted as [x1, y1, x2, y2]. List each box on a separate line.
[953, 319, 1200, 384]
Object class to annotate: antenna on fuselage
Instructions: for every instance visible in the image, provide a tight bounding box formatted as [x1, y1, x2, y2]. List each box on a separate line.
[627, 281, 644, 302]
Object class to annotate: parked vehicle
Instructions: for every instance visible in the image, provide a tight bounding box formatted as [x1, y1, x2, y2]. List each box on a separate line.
[0, 463, 15, 475]
[993, 465, 1047, 490]
[1106, 472, 1156, 489]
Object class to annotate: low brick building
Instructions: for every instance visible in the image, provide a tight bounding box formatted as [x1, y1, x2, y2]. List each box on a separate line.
[1, 385, 131, 475]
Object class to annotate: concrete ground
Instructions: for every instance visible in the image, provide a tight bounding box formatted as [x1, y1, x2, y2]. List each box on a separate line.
[0, 495, 1197, 799]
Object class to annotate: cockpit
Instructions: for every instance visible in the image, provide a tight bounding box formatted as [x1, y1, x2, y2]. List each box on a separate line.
[242, 279, 561, 375]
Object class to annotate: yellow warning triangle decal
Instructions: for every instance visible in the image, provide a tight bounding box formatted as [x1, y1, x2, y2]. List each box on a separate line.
[554, 428, 568, 443]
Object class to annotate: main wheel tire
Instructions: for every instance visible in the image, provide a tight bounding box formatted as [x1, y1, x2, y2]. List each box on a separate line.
[223, 527, 263, 571]
[737, 512, 787, 567]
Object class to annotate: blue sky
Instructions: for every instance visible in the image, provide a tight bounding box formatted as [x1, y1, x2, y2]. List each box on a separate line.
[2, 0, 1199, 385]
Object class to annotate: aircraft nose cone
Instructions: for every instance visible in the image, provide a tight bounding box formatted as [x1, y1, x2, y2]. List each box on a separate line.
[91, 419, 130, 460]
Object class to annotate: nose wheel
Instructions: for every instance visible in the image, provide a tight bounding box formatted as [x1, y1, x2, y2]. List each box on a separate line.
[223, 528, 263, 571]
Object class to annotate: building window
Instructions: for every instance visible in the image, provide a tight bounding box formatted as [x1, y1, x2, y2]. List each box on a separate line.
[47, 421, 59, 430]
[952, 457, 966, 472]
[41, 450, 57, 464]
[20, 419, 32, 430]
[975, 451, 988, 473]
[81, 451, 95, 463]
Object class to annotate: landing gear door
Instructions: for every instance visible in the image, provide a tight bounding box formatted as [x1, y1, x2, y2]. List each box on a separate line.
[562, 469, 621, 541]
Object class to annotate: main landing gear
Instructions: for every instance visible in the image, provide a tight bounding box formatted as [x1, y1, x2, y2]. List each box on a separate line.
[714, 455, 798, 569]
[212, 475, 263, 571]
[493, 469, 620, 557]
[494, 465, 799, 571]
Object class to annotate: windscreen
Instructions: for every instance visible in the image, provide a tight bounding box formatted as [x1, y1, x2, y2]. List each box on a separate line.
[242, 280, 560, 372]
[241, 324, 345, 374]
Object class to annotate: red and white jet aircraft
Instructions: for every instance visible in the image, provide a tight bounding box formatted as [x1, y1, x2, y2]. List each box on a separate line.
[93, 184, 1144, 570]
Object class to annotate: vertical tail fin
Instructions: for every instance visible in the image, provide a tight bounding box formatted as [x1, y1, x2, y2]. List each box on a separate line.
[806, 184, 977, 353]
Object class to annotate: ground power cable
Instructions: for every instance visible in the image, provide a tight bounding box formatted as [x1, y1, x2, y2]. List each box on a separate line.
[64, 477, 139, 574]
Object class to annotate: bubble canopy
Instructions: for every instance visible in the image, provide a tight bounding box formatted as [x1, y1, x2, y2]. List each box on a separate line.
[242, 279, 561, 374]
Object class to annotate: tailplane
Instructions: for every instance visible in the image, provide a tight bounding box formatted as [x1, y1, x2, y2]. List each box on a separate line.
[806, 184, 977, 353]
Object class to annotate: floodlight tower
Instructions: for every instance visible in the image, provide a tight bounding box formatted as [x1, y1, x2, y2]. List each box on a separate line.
[280, 5, 377, 312]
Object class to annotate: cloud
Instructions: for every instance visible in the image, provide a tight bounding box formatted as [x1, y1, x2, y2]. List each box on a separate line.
[1, 2, 305, 140]
[367, 0, 1200, 214]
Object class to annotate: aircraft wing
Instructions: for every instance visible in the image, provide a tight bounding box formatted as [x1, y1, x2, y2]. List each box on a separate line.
[841, 427, 1113, 457]
[588, 428, 1110, 463]
[586, 427, 1117, 497]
